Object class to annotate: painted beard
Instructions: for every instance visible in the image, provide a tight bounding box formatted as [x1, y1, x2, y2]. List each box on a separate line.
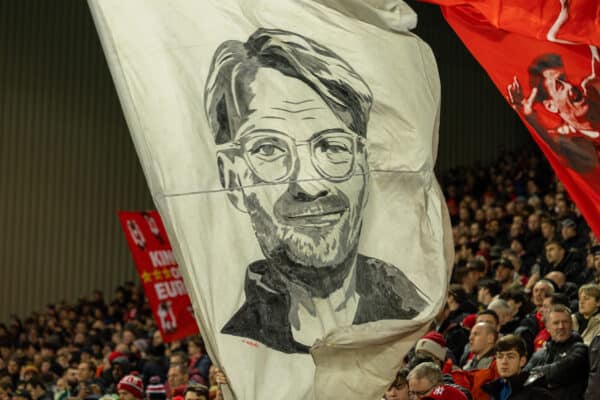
[243, 183, 365, 269]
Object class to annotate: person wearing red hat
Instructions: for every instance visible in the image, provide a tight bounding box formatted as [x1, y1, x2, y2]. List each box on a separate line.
[117, 375, 144, 400]
[414, 332, 448, 364]
[407, 362, 468, 400]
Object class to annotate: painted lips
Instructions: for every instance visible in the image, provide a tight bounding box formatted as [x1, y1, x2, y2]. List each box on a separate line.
[274, 192, 349, 227]
[283, 208, 346, 226]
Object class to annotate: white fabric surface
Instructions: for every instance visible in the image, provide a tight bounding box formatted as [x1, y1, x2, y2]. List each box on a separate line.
[88, 1, 453, 398]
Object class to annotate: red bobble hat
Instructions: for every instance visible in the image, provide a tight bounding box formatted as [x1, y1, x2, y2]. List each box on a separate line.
[118, 375, 144, 399]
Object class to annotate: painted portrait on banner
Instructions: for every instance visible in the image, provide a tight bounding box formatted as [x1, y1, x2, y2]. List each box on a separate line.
[89, 1, 451, 398]
[205, 28, 429, 354]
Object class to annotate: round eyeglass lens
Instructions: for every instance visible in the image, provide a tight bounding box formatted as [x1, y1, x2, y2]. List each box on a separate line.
[242, 134, 292, 182]
[312, 133, 355, 179]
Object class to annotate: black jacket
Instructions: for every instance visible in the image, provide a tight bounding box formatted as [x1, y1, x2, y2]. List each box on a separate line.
[548, 250, 585, 286]
[524, 333, 588, 400]
[221, 254, 428, 353]
[482, 371, 553, 400]
[585, 334, 600, 400]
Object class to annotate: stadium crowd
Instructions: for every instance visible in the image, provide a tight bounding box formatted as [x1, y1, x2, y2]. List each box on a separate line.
[1, 145, 600, 400]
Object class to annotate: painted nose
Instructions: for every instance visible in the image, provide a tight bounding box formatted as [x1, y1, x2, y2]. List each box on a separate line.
[288, 146, 329, 201]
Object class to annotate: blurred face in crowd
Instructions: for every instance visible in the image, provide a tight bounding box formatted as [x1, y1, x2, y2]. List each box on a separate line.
[561, 225, 576, 240]
[7, 359, 18, 375]
[0, 386, 8, 400]
[184, 393, 207, 400]
[152, 330, 163, 347]
[65, 368, 78, 386]
[495, 266, 513, 284]
[527, 214, 540, 232]
[540, 222, 554, 239]
[541, 297, 554, 322]
[77, 362, 95, 383]
[117, 389, 137, 400]
[496, 349, 526, 378]
[545, 243, 564, 265]
[385, 381, 409, 400]
[470, 223, 481, 238]
[579, 292, 600, 317]
[555, 200, 569, 217]
[469, 323, 496, 356]
[169, 353, 185, 367]
[505, 299, 521, 317]
[122, 330, 135, 345]
[533, 282, 552, 308]
[168, 365, 188, 388]
[547, 311, 572, 342]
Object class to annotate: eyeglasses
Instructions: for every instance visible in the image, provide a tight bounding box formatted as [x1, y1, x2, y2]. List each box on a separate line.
[217, 130, 366, 183]
[408, 384, 437, 399]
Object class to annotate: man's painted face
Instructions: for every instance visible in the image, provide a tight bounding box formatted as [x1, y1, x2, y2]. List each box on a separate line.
[542, 68, 591, 128]
[227, 68, 368, 267]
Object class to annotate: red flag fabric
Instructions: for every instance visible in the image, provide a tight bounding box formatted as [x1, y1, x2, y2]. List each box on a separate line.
[422, 0, 600, 237]
[118, 211, 199, 342]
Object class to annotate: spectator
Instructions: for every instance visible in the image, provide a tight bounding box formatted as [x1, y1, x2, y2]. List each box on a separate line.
[76, 362, 97, 386]
[493, 259, 520, 293]
[436, 287, 473, 361]
[182, 385, 208, 400]
[487, 299, 516, 335]
[544, 240, 585, 285]
[585, 333, 600, 400]
[560, 218, 587, 253]
[383, 369, 409, 400]
[481, 335, 552, 399]
[145, 377, 166, 400]
[117, 375, 144, 400]
[407, 362, 467, 400]
[572, 283, 600, 345]
[24, 379, 51, 400]
[463, 323, 497, 370]
[544, 271, 578, 306]
[477, 280, 501, 310]
[524, 304, 588, 400]
[499, 289, 533, 327]
[167, 365, 188, 399]
[187, 338, 210, 386]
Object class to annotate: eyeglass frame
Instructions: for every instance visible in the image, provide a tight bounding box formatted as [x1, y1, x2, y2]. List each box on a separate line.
[408, 383, 438, 399]
[216, 128, 367, 184]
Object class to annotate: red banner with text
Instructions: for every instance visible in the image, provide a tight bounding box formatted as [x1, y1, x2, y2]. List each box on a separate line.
[118, 211, 199, 342]
[421, 0, 600, 238]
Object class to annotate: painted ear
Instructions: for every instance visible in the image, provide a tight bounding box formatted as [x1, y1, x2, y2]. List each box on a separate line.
[542, 99, 558, 113]
[217, 153, 247, 213]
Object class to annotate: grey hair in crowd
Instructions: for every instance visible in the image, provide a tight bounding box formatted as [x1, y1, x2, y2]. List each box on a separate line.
[407, 362, 443, 385]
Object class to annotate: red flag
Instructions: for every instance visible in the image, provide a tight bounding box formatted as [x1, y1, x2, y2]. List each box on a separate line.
[118, 211, 199, 342]
[422, 0, 600, 237]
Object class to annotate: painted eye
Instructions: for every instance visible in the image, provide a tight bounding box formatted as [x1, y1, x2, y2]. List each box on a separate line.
[252, 144, 279, 156]
[247, 139, 289, 162]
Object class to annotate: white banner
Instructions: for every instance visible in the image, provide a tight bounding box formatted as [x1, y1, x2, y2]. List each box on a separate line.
[88, 1, 453, 398]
